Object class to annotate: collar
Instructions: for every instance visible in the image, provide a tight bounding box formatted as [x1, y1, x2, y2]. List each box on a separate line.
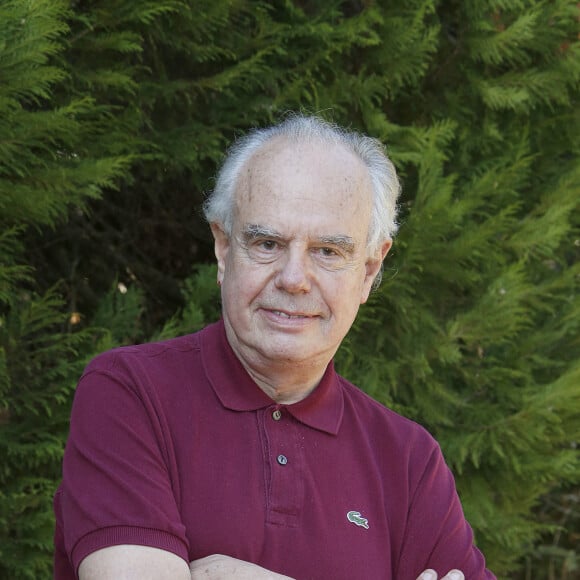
[200, 319, 344, 435]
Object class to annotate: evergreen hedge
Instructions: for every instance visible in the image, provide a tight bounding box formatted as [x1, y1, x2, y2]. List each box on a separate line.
[1, 1, 578, 577]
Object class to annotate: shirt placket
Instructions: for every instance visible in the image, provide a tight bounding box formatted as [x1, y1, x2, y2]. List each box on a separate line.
[261, 405, 304, 527]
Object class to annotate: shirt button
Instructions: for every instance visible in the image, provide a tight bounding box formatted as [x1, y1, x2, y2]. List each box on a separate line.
[272, 409, 282, 421]
[277, 454, 288, 466]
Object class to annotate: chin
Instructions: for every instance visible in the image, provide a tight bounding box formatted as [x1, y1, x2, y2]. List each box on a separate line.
[259, 344, 324, 365]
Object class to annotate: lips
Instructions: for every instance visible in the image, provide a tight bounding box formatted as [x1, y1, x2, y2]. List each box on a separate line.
[261, 306, 321, 321]
[271, 310, 311, 319]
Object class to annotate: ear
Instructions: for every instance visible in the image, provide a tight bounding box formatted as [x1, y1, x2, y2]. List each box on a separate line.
[210, 223, 230, 284]
[360, 239, 392, 304]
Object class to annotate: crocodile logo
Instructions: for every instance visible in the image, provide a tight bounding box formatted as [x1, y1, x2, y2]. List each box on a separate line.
[347, 510, 369, 529]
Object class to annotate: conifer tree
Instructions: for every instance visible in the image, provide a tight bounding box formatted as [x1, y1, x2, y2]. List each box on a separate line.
[0, 1, 137, 576]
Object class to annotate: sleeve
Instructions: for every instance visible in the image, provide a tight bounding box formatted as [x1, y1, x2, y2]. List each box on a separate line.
[396, 438, 496, 579]
[59, 353, 189, 575]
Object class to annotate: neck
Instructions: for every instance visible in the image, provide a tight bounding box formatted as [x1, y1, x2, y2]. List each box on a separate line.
[242, 362, 326, 404]
[222, 318, 335, 404]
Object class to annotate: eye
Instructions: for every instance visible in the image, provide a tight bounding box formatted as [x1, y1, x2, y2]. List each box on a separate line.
[258, 239, 278, 251]
[311, 245, 350, 270]
[318, 247, 339, 257]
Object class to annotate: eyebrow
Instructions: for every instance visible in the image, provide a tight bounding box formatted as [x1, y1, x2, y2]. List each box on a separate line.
[242, 224, 283, 241]
[318, 234, 356, 254]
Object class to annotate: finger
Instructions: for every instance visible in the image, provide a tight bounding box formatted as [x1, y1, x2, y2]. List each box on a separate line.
[442, 570, 464, 580]
[416, 570, 437, 580]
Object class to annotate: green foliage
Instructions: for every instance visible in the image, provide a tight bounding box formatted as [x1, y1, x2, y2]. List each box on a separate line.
[0, 285, 97, 578]
[0, 0, 134, 227]
[0, 0, 578, 577]
[0, 0, 146, 576]
[0, 228, 32, 305]
[151, 264, 221, 342]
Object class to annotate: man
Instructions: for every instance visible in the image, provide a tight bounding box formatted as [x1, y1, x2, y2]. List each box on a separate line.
[54, 115, 495, 579]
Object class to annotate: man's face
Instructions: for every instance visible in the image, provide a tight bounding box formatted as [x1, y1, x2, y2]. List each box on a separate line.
[212, 137, 390, 374]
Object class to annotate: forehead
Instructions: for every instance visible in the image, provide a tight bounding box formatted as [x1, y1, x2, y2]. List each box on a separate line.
[233, 137, 373, 241]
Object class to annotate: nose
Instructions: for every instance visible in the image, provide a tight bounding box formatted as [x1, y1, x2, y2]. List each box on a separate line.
[274, 246, 312, 294]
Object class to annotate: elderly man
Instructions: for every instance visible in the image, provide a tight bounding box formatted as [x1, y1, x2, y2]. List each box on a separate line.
[54, 116, 494, 579]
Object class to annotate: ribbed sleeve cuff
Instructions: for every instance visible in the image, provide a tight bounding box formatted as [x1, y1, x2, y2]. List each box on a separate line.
[71, 526, 189, 573]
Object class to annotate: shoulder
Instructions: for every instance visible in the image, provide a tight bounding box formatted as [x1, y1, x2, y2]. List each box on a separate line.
[337, 374, 440, 455]
[67, 326, 220, 451]
[87, 332, 200, 372]
[73, 324, 217, 411]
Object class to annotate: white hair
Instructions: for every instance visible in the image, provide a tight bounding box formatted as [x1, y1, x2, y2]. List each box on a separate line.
[203, 115, 401, 285]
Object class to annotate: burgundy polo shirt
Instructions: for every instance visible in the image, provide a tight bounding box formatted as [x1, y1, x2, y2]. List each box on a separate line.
[54, 319, 494, 579]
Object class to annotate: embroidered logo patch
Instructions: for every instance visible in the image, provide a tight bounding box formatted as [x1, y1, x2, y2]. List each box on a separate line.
[347, 510, 369, 529]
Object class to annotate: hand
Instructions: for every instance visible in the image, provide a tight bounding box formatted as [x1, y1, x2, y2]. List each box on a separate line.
[417, 570, 464, 580]
[189, 554, 295, 579]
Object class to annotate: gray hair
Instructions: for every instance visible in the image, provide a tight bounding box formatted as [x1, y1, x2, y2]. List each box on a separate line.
[204, 115, 400, 282]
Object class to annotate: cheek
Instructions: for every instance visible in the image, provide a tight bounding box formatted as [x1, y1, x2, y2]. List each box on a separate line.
[325, 273, 366, 308]
[224, 260, 271, 300]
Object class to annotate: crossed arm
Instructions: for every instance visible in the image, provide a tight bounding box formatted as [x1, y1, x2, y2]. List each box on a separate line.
[79, 546, 464, 580]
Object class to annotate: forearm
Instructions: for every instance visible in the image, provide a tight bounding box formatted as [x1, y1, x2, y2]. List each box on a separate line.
[189, 554, 295, 580]
[189, 555, 466, 580]
[79, 545, 191, 580]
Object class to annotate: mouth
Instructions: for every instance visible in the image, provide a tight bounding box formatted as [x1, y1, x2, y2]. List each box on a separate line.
[271, 310, 312, 319]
